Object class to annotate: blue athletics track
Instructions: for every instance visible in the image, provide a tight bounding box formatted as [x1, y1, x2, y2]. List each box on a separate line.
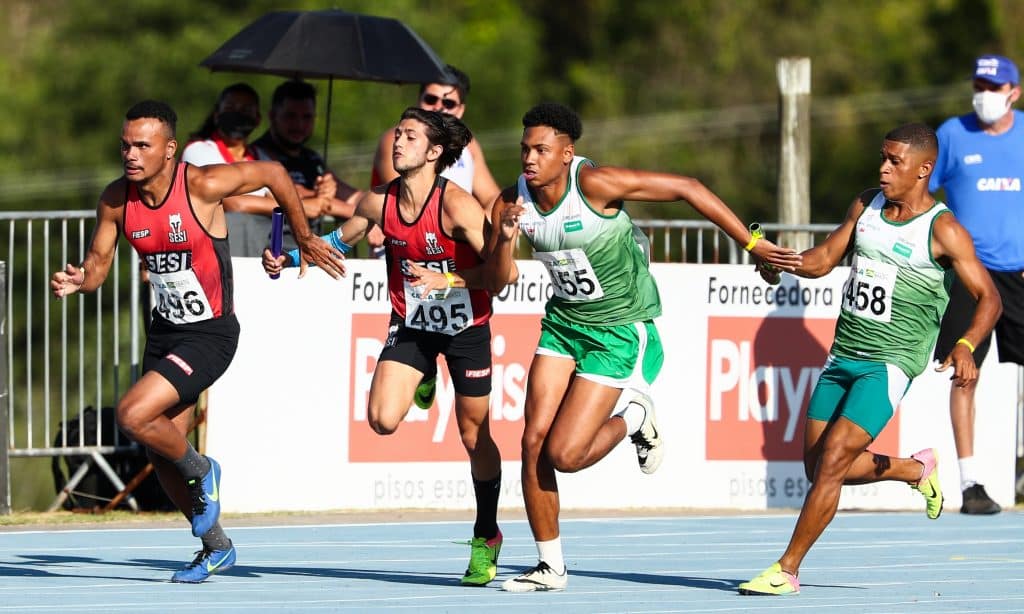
[1, 510, 1022, 612]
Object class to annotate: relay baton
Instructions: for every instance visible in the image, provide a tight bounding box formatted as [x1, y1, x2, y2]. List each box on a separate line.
[749, 222, 781, 285]
[270, 207, 284, 280]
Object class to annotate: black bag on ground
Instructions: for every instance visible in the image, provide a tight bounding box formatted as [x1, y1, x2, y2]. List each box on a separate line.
[51, 406, 174, 511]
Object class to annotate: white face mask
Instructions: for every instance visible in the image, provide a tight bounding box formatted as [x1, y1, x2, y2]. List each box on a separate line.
[973, 90, 1011, 124]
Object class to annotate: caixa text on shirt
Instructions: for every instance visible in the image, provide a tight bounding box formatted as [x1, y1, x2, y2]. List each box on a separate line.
[144, 250, 192, 274]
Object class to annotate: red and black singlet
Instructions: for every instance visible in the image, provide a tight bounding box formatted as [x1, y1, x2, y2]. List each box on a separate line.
[123, 162, 233, 323]
[382, 176, 491, 335]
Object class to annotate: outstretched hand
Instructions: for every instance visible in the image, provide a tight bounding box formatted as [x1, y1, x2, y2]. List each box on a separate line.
[749, 239, 802, 272]
[296, 236, 347, 279]
[51, 263, 85, 299]
[935, 343, 978, 388]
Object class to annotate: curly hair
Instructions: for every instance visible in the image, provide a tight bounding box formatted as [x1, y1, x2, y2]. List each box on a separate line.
[400, 107, 472, 173]
[522, 102, 582, 141]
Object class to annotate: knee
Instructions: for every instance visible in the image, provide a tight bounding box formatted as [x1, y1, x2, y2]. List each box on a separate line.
[815, 446, 855, 483]
[548, 444, 586, 474]
[520, 427, 548, 459]
[460, 429, 480, 455]
[369, 417, 399, 436]
[116, 399, 146, 440]
[366, 399, 402, 435]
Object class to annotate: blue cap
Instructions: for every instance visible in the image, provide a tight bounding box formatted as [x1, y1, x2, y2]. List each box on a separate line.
[974, 55, 1019, 85]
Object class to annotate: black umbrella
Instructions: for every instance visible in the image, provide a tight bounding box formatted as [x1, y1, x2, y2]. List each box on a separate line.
[200, 9, 449, 161]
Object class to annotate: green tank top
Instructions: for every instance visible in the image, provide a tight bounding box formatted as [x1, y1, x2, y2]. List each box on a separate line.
[516, 156, 662, 325]
[831, 191, 953, 377]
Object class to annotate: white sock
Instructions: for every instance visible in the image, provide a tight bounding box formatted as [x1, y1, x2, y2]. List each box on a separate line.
[958, 456, 978, 491]
[620, 401, 645, 435]
[536, 537, 565, 574]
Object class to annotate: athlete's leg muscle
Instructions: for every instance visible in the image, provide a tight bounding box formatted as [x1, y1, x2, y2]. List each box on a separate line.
[455, 394, 501, 481]
[117, 371, 186, 459]
[781, 417, 871, 575]
[367, 360, 425, 434]
[546, 379, 626, 473]
[521, 354, 575, 542]
[147, 405, 198, 517]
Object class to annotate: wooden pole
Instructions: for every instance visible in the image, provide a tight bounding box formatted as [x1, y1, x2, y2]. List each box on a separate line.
[777, 57, 811, 251]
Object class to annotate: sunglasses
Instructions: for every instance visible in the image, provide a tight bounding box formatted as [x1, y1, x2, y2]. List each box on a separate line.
[421, 94, 460, 110]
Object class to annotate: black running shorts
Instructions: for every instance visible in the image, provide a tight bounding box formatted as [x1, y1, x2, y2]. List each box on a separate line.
[934, 269, 1024, 366]
[142, 314, 240, 406]
[379, 315, 492, 397]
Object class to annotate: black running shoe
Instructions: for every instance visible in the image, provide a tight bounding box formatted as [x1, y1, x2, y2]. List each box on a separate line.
[961, 483, 1001, 515]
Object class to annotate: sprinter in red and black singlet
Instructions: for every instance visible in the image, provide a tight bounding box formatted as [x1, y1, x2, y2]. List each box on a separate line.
[52, 100, 344, 584]
[383, 175, 492, 333]
[124, 160, 239, 408]
[262, 107, 506, 586]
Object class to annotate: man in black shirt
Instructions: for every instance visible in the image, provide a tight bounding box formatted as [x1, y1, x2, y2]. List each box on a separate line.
[252, 80, 362, 249]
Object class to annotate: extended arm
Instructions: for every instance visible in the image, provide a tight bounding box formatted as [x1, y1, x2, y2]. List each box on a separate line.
[579, 165, 801, 270]
[51, 182, 123, 297]
[263, 189, 384, 276]
[192, 161, 345, 278]
[932, 213, 1003, 386]
[785, 192, 870, 279]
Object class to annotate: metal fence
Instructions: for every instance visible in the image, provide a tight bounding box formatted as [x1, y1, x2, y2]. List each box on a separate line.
[1, 211, 1020, 513]
[1, 210, 145, 513]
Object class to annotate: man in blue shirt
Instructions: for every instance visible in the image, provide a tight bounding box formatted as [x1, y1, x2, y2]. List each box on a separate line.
[931, 55, 1024, 514]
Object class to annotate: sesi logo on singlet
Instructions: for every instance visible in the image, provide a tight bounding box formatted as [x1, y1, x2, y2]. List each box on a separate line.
[168, 213, 188, 243]
[424, 232, 444, 255]
[144, 250, 192, 274]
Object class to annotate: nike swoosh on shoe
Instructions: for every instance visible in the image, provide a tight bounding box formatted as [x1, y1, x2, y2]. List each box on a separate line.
[205, 552, 231, 572]
[206, 469, 219, 502]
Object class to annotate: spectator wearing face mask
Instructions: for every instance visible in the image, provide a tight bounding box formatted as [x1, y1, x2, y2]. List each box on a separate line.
[930, 54, 1024, 515]
[182, 83, 276, 256]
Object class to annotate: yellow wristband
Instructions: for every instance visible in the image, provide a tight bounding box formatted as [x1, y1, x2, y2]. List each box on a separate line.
[745, 223, 764, 252]
[444, 272, 456, 288]
[956, 337, 975, 353]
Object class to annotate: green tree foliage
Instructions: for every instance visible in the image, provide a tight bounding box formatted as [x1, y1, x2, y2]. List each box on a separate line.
[4, 0, 1024, 219]
[4, 0, 1024, 511]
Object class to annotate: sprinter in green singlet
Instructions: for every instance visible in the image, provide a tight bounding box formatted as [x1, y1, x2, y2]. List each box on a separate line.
[738, 123, 1002, 597]
[441, 102, 802, 592]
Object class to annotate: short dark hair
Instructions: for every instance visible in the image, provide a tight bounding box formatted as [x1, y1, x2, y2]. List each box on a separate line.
[400, 107, 472, 173]
[419, 64, 471, 103]
[125, 100, 177, 136]
[522, 102, 582, 141]
[884, 123, 937, 156]
[271, 80, 316, 109]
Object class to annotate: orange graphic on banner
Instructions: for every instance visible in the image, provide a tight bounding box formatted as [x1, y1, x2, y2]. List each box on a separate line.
[348, 314, 539, 462]
[705, 316, 899, 461]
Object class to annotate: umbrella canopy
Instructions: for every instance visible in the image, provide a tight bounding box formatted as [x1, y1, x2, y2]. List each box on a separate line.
[200, 10, 450, 162]
[200, 9, 448, 84]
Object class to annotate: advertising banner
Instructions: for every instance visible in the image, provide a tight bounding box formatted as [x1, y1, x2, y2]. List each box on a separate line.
[208, 259, 1017, 513]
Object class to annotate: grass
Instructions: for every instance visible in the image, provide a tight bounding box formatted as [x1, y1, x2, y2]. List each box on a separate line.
[0, 510, 181, 527]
